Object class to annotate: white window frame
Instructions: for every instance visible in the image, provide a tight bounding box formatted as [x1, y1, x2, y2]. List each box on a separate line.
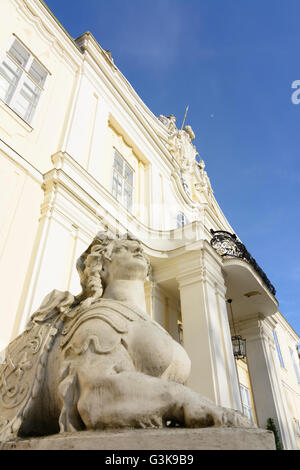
[177, 212, 188, 228]
[0, 35, 49, 127]
[293, 418, 300, 438]
[177, 320, 184, 346]
[240, 384, 254, 423]
[289, 347, 300, 383]
[111, 148, 134, 212]
[273, 330, 285, 368]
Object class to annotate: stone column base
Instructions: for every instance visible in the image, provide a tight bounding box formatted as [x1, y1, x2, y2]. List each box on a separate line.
[2, 427, 275, 450]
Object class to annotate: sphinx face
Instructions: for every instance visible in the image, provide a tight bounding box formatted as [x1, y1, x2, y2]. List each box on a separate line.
[102, 239, 149, 283]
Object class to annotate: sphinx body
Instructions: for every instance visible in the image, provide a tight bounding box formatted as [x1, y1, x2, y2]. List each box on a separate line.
[19, 297, 193, 435]
[0, 234, 253, 442]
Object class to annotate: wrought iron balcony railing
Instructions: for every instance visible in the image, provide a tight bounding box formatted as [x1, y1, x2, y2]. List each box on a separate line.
[210, 230, 276, 296]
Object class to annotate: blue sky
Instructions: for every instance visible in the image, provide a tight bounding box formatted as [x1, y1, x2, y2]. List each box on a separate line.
[44, 0, 300, 336]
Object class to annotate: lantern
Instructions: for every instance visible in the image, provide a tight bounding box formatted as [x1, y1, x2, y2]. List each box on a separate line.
[227, 299, 247, 360]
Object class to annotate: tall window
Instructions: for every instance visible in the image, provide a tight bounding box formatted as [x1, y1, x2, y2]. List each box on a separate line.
[0, 37, 48, 124]
[112, 150, 134, 211]
[240, 384, 254, 423]
[293, 418, 300, 437]
[289, 347, 300, 383]
[273, 330, 285, 368]
[177, 212, 188, 228]
[177, 320, 184, 346]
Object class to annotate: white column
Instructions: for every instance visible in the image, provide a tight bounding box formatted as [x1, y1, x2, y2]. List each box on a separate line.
[177, 246, 242, 411]
[239, 315, 297, 449]
[144, 281, 166, 327]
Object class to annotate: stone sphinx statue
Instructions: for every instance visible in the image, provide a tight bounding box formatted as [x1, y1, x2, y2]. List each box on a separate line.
[0, 233, 253, 443]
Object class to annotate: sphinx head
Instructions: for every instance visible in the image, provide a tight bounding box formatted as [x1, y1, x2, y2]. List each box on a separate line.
[76, 232, 150, 301]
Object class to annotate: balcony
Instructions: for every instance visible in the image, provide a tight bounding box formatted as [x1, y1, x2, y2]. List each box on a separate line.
[210, 230, 276, 296]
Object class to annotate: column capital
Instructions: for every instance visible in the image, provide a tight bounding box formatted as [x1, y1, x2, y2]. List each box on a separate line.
[176, 247, 226, 291]
[144, 280, 163, 298]
[178, 254, 241, 409]
[239, 314, 278, 346]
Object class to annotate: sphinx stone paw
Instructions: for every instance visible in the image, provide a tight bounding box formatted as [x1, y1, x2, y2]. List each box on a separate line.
[183, 399, 255, 429]
[220, 407, 256, 428]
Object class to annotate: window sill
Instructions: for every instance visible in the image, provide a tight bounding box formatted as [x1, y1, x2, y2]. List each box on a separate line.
[0, 99, 33, 132]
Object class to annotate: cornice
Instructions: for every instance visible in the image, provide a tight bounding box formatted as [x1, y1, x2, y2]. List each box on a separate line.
[28, 3, 171, 151]
[273, 312, 300, 343]
[175, 241, 225, 287]
[47, 153, 238, 264]
[12, 2, 238, 230]
[13, 0, 82, 72]
[75, 32, 171, 139]
[73, 33, 177, 172]
[47, 152, 206, 252]
[0, 138, 43, 184]
[238, 314, 278, 344]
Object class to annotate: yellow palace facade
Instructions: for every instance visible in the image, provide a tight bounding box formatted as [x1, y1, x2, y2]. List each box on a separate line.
[0, 0, 299, 449]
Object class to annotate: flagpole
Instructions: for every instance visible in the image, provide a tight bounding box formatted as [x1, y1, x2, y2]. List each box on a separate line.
[180, 105, 189, 130]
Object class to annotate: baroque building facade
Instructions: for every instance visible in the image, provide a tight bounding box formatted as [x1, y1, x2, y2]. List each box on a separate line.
[0, 0, 299, 449]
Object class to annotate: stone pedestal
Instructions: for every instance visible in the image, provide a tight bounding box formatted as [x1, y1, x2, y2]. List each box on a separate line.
[2, 427, 275, 450]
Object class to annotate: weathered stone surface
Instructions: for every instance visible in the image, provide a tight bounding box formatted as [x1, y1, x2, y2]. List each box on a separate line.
[2, 427, 275, 450]
[0, 233, 255, 444]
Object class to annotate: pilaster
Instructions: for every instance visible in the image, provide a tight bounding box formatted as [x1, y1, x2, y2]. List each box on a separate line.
[176, 245, 242, 411]
[239, 315, 297, 449]
[15, 163, 105, 335]
[144, 281, 167, 328]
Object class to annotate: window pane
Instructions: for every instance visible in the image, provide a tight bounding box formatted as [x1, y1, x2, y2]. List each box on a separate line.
[273, 331, 285, 368]
[289, 348, 300, 383]
[28, 59, 47, 87]
[1, 39, 47, 123]
[294, 419, 300, 437]
[245, 407, 253, 422]
[0, 57, 22, 103]
[240, 384, 254, 423]
[9, 40, 29, 68]
[21, 76, 41, 103]
[177, 212, 185, 227]
[244, 387, 251, 406]
[124, 182, 133, 210]
[0, 57, 21, 85]
[112, 151, 134, 211]
[12, 77, 40, 122]
[112, 170, 122, 200]
[11, 92, 32, 120]
[240, 385, 246, 404]
[0, 71, 18, 103]
[124, 163, 133, 185]
[113, 151, 123, 175]
[0, 74, 11, 101]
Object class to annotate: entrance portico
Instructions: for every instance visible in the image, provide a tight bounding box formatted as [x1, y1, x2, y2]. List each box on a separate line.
[145, 238, 243, 412]
[144, 227, 295, 448]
